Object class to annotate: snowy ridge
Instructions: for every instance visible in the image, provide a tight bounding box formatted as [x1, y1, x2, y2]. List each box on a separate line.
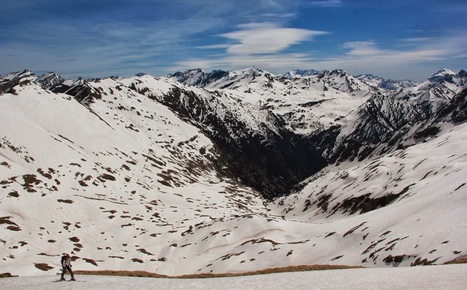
[169, 67, 373, 135]
[356, 73, 420, 91]
[0, 68, 466, 277]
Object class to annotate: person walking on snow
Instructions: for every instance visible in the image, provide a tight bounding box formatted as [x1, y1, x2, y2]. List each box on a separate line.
[60, 253, 75, 281]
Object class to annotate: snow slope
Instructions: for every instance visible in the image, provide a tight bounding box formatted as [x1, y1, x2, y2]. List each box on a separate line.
[2, 264, 467, 290]
[0, 68, 466, 278]
[0, 76, 268, 276]
[270, 121, 467, 268]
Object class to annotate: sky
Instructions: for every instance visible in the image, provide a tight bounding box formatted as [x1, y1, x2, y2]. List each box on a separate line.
[1, 0, 466, 80]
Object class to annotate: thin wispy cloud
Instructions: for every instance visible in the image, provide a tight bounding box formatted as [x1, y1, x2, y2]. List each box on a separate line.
[402, 37, 434, 43]
[306, 0, 343, 7]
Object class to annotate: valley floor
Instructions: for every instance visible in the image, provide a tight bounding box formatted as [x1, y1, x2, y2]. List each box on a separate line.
[2, 264, 467, 290]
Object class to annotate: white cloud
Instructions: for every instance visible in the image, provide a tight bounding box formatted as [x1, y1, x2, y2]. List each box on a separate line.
[340, 40, 447, 62]
[342, 41, 381, 56]
[169, 22, 328, 73]
[197, 44, 232, 50]
[305, 0, 343, 7]
[219, 22, 328, 55]
[402, 37, 434, 43]
[340, 36, 464, 64]
[342, 41, 376, 49]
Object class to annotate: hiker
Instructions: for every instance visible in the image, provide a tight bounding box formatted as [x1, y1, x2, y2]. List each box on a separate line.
[60, 253, 75, 281]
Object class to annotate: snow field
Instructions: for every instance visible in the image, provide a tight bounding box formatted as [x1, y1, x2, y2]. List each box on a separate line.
[2, 263, 467, 290]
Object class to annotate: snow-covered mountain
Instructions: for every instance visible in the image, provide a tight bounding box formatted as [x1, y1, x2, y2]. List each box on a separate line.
[356, 73, 421, 91]
[283, 69, 319, 78]
[37, 72, 65, 90]
[0, 67, 466, 277]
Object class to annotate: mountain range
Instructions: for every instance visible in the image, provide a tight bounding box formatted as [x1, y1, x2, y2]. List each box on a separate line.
[0, 67, 466, 276]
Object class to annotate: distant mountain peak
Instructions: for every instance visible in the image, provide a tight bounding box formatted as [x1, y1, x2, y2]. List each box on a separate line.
[233, 66, 268, 75]
[427, 68, 466, 86]
[5, 69, 36, 81]
[432, 68, 456, 77]
[38, 72, 65, 90]
[283, 69, 319, 78]
[168, 68, 229, 87]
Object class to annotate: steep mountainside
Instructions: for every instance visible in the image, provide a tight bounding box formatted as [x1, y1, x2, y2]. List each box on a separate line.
[0, 67, 466, 276]
[166, 67, 377, 196]
[332, 69, 467, 163]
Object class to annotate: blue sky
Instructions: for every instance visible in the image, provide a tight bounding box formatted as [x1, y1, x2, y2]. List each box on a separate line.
[1, 0, 466, 80]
